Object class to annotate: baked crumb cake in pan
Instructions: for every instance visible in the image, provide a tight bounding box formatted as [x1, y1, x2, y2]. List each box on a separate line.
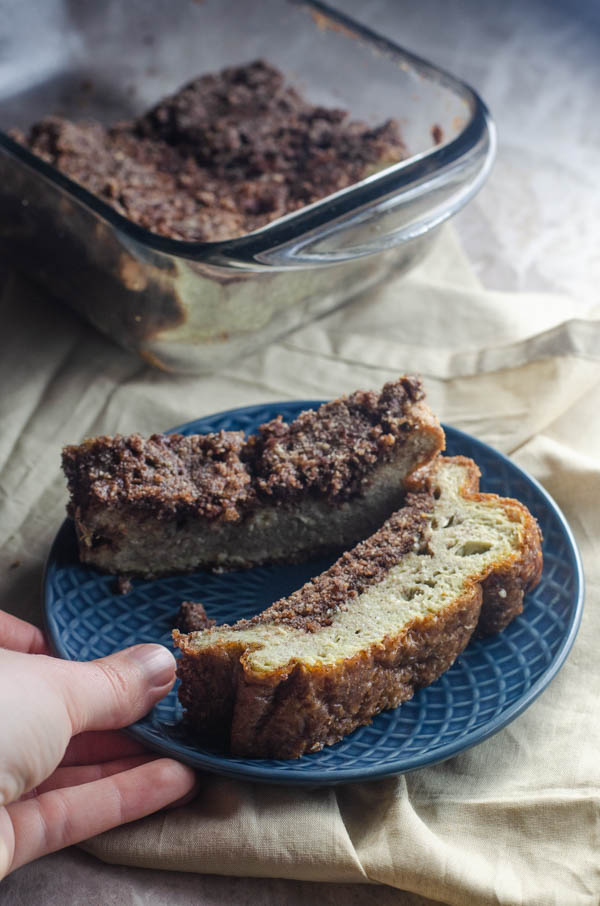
[13, 60, 406, 243]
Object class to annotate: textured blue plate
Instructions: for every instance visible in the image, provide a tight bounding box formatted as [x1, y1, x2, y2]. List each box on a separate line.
[44, 402, 584, 785]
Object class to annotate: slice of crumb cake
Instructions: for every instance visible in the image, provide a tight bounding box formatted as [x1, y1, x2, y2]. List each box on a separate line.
[174, 456, 543, 758]
[62, 377, 444, 578]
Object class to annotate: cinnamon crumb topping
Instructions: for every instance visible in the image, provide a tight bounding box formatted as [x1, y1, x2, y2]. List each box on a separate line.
[62, 431, 253, 521]
[62, 377, 428, 520]
[249, 377, 424, 503]
[13, 60, 406, 243]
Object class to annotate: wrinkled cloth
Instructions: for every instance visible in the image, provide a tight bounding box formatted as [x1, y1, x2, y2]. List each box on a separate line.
[1, 227, 599, 906]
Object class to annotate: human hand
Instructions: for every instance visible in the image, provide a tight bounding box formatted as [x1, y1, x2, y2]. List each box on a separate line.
[0, 609, 197, 878]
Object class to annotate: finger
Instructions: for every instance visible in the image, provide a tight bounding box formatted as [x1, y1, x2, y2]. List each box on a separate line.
[31, 754, 158, 795]
[36, 755, 199, 810]
[4, 758, 196, 876]
[56, 644, 177, 736]
[0, 611, 48, 654]
[61, 730, 148, 766]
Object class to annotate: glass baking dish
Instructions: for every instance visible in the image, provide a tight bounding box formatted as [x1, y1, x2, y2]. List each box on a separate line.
[0, 0, 495, 373]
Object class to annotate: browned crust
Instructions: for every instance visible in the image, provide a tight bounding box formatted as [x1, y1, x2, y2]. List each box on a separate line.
[478, 517, 542, 634]
[175, 590, 482, 759]
[234, 591, 482, 758]
[174, 455, 543, 759]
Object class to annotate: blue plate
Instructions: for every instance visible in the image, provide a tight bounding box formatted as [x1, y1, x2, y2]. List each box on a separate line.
[44, 402, 584, 785]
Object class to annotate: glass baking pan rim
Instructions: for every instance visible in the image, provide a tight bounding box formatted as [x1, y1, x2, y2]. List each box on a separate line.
[0, 0, 494, 269]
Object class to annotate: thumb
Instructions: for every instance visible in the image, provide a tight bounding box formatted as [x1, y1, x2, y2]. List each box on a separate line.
[57, 644, 177, 736]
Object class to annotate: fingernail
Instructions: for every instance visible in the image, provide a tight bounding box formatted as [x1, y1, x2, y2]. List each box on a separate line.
[128, 644, 176, 687]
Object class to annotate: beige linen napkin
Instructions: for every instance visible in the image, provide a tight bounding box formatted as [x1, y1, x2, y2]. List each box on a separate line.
[1, 228, 599, 906]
